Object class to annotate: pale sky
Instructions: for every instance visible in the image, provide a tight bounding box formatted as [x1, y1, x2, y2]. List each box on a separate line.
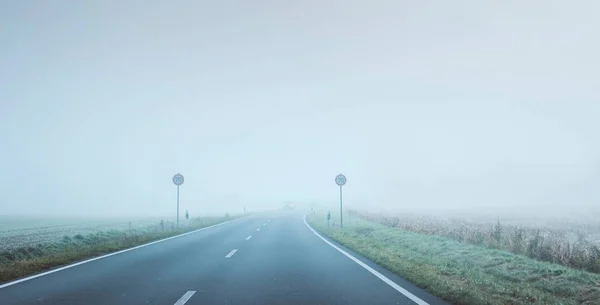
[1, 1, 599, 217]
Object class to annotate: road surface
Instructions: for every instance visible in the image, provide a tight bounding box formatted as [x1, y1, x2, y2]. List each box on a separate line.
[0, 212, 449, 305]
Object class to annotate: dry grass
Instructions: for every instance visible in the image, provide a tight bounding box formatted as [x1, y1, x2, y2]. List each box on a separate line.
[0, 214, 237, 283]
[0, 216, 179, 250]
[308, 213, 600, 305]
[349, 209, 600, 274]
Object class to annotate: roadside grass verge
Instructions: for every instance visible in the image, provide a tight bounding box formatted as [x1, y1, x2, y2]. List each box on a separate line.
[307, 214, 600, 305]
[0, 215, 239, 284]
[351, 210, 600, 274]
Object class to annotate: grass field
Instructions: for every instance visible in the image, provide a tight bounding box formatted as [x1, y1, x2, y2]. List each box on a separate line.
[0, 215, 169, 251]
[0, 214, 238, 283]
[349, 210, 600, 274]
[308, 213, 600, 305]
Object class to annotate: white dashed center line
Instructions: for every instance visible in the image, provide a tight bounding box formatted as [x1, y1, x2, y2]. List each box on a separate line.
[256, 228, 260, 231]
[174, 291, 196, 305]
[225, 249, 238, 258]
[246, 236, 252, 240]
[263, 223, 267, 226]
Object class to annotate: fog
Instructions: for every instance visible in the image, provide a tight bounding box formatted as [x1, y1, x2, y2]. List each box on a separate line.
[1, 1, 599, 218]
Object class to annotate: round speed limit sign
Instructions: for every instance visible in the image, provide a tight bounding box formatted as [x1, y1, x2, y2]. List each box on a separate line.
[335, 174, 347, 186]
[173, 173, 184, 186]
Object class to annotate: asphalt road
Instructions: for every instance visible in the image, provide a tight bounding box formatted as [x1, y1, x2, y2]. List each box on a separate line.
[0, 211, 450, 305]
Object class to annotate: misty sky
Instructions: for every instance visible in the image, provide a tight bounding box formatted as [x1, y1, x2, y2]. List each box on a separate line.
[1, 1, 599, 217]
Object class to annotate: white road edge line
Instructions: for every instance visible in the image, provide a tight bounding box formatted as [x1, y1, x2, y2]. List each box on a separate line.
[0, 217, 246, 289]
[174, 291, 196, 305]
[303, 215, 430, 305]
[256, 228, 260, 231]
[246, 235, 252, 240]
[225, 249, 238, 258]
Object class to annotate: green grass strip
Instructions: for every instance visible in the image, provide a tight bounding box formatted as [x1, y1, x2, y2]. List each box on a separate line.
[0, 215, 239, 283]
[308, 215, 600, 305]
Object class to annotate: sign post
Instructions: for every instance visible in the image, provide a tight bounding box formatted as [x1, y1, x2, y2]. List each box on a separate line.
[172, 173, 185, 227]
[335, 174, 347, 228]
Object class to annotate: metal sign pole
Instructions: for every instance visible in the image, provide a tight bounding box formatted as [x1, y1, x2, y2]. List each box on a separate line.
[335, 173, 347, 229]
[172, 173, 184, 229]
[340, 185, 343, 228]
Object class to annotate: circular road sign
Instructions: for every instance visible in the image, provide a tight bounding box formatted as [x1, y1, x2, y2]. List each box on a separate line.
[173, 173, 184, 186]
[335, 174, 347, 186]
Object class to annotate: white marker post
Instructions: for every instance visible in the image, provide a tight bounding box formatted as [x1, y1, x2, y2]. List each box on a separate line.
[173, 173, 185, 228]
[335, 174, 347, 228]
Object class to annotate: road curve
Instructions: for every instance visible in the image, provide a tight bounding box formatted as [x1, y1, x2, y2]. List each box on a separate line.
[0, 212, 450, 305]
